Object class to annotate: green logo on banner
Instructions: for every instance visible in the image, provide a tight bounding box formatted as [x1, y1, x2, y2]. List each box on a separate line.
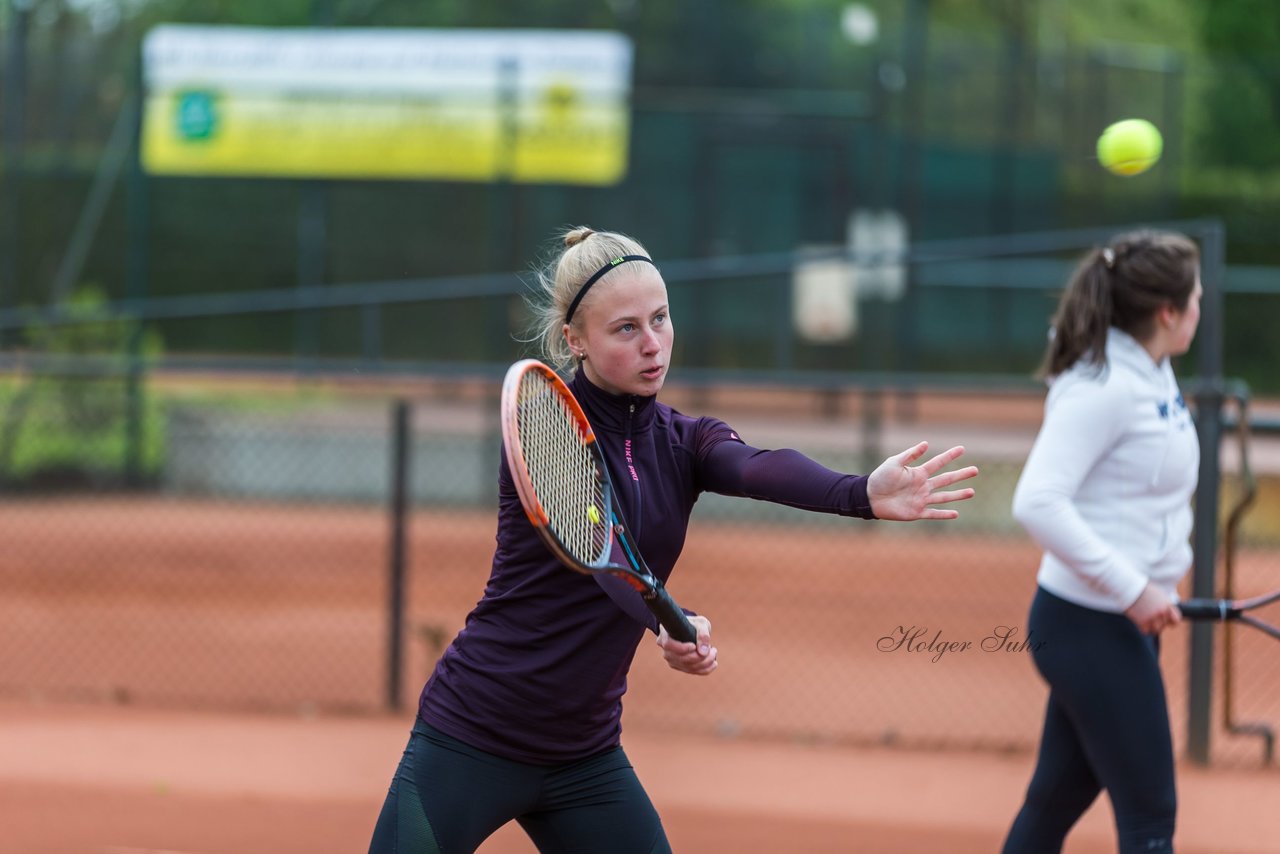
[175, 91, 218, 141]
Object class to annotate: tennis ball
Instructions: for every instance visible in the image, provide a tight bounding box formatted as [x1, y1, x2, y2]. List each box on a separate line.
[587, 505, 601, 525]
[1096, 119, 1162, 176]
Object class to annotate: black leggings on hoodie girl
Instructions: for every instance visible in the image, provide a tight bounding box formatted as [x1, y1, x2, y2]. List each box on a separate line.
[1003, 586, 1176, 854]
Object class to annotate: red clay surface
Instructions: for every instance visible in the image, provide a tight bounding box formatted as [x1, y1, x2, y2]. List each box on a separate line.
[2, 700, 1278, 853]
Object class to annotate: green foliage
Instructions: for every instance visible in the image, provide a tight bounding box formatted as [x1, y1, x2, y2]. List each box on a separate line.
[1223, 293, 1280, 396]
[0, 381, 166, 484]
[1199, 0, 1280, 62]
[1192, 0, 1280, 169]
[0, 287, 166, 487]
[24, 288, 160, 431]
[131, 0, 315, 27]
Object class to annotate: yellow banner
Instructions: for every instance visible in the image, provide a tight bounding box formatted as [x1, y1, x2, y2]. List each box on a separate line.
[140, 27, 632, 185]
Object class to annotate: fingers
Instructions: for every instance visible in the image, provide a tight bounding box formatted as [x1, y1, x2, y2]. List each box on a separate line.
[917, 507, 960, 521]
[893, 441, 929, 466]
[921, 445, 968, 475]
[658, 617, 718, 675]
[661, 639, 718, 674]
[890, 444, 971, 477]
[925, 487, 976, 506]
[928, 465, 979, 490]
[1140, 606, 1182, 635]
[696, 622, 712, 657]
[685, 648, 719, 675]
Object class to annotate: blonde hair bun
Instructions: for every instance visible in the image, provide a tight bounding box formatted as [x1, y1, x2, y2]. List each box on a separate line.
[563, 227, 595, 248]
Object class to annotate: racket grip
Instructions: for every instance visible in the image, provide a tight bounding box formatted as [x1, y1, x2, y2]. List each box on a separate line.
[645, 586, 698, 643]
[1178, 599, 1231, 620]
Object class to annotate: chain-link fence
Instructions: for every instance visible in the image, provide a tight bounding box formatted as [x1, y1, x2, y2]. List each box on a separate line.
[2, 363, 1278, 769]
[5, 220, 1277, 770]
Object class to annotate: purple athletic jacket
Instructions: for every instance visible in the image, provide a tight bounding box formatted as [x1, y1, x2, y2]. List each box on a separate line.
[417, 370, 875, 764]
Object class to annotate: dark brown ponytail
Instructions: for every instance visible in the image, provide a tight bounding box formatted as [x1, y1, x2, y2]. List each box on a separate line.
[1039, 230, 1200, 378]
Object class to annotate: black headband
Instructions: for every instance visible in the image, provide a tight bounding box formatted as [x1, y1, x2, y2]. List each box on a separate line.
[564, 255, 655, 324]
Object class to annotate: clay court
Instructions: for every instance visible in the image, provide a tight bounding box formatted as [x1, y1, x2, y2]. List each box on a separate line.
[2, 493, 1278, 852]
[4, 699, 1280, 854]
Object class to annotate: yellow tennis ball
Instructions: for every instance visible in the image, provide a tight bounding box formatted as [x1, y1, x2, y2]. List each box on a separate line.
[587, 505, 601, 525]
[1097, 119, 1163, 176]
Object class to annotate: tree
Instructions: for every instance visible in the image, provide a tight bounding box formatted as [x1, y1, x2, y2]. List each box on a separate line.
[1195, 0, 1280, 169]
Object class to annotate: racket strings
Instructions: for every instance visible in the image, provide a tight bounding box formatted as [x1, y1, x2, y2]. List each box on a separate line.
[516, 374, 610, 565]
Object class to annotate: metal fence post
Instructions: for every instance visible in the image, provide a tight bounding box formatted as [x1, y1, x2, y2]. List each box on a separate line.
[1187, 219, 1226, 765]
[386, 398, 411, 710]
[124, 54, 149, 486]
[0, 0, 32, 347]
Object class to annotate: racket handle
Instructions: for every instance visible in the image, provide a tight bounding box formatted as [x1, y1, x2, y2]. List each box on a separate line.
[1179, 598, 1234, 620]
[645, 586, 698, 643]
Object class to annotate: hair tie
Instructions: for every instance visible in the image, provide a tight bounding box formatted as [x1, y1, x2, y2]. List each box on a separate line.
[564, 255, 655, 323]
[1101, 247, 1116, 270]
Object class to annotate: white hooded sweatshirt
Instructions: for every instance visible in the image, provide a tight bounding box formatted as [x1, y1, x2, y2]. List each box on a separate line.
[1013, 327, 1200, 613]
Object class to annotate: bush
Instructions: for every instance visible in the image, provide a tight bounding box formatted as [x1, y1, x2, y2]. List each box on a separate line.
[0, 287, 166, 489]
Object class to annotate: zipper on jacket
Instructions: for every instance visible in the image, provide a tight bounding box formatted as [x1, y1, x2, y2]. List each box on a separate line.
[626, 400, 642, 535]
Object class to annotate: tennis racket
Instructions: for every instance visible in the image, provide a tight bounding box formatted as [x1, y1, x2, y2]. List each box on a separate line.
[500, 358, 698, 643]
[1179, 591, 1280, 641]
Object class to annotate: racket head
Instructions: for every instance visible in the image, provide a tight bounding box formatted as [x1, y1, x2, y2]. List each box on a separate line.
[1236, 589, 1280, 640]
[1236, 588, 1280, 613]
[501, 359, 616, 575]
[1239, 615, 1280, 642]
[499, 359, 698, 644]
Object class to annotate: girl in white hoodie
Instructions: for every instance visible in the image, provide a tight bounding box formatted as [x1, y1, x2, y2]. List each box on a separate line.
[1003, 231, 1202, 854]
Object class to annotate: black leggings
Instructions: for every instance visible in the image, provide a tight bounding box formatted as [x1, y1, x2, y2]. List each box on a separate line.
[368, 719, 673, 854]
[1003, 587, 1177, 854]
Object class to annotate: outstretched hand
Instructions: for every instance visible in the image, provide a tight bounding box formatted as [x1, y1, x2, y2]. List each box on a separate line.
[867, 442, 978, 521]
